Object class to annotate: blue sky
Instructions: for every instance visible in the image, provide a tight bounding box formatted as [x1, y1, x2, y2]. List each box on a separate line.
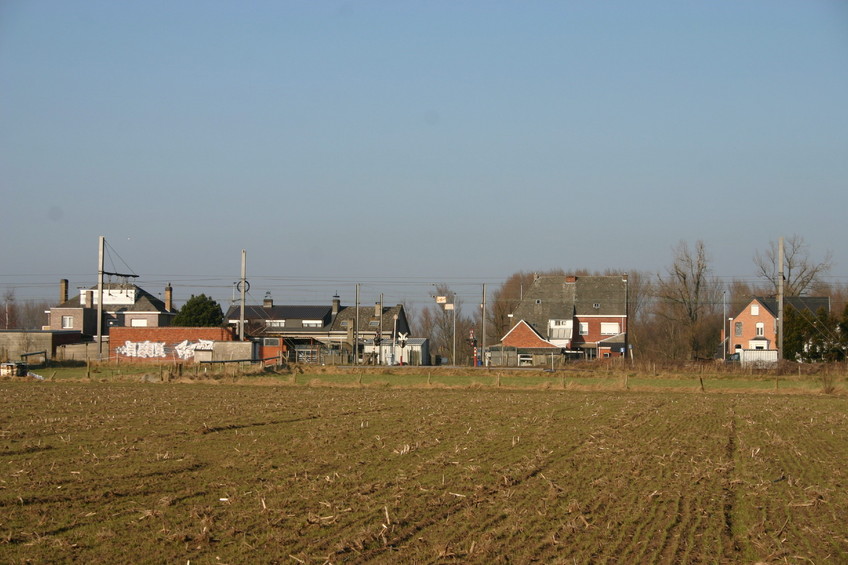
[1, 1, 847, 310]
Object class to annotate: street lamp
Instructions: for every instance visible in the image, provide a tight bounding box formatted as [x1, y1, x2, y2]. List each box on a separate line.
[435, 293, 457, 365]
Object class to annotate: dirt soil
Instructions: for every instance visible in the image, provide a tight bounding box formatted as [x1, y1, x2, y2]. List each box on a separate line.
[1, 381, 846, 563]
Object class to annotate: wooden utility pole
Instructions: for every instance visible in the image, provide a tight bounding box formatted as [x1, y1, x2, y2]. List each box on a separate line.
[481, 283, 487, 366]
[97, 236, 104, 360]
[778, 236, 784, 360]
[239, 250, 246, 341]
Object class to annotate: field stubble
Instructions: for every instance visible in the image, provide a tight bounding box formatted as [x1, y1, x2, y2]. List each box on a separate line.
[0, 380, 846, 564]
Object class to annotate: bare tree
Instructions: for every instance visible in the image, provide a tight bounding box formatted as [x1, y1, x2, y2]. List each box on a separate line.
[654, 240, 724, 359]
[487, 271, 541, 340]
[754, 234, 832, 296]
[2, 290, 19, 330]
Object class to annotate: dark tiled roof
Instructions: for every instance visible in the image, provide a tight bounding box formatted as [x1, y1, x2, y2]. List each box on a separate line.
[225, 305, 332, 321]
[756, 296, 830, 317]
[329, 304, 406, 332]
[511, 275, 627, 332]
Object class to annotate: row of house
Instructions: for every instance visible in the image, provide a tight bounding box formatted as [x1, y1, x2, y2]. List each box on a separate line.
[1, 274, 830, 366]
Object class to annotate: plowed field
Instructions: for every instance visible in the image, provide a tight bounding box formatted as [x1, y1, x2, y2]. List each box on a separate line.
[2, 381, 846, 563]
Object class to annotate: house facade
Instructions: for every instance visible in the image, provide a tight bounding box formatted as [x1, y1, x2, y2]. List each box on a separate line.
[46, 279, 176, 337]
[504, 274, 628, 359]
[727, 296, 830, 355]
[225, 294, 417, 364]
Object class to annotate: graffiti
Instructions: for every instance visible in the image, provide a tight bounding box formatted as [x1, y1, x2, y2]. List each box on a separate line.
[174, 339, 213, 360]
[116, 340, 166, 358]
[116, 339, 214, 359]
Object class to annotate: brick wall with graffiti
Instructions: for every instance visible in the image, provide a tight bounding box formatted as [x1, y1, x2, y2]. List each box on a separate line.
[109, 327, 237, 362]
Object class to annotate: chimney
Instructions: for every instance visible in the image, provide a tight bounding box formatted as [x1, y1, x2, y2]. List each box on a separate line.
[263, 291, 273, 308]
[374, 302, 381, 317]
[165, 284, 173, 312]
[332, 294, 341, 317]
[60, 279, 68, 304]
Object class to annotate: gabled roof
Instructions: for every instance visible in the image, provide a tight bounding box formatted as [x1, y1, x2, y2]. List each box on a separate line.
[53, 283, 171, 314]
[225, 304, 332, 322]
[755, 296, 830, 318]
[225, 301, 409, 336]
[501, 320, 558, 349]
[329, 304, 406, 333]
[510, 275, 627, 333]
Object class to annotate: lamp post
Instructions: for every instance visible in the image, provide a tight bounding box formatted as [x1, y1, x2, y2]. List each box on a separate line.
[435, 293, 457, 366]
[392, 314, 398, 365]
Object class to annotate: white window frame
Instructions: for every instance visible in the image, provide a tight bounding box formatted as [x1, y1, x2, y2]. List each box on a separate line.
[751, 304, 759, 316]
[600, 322, 620, 336]
[266, 320, 286, 328]
[579, 322, 589, 335]
[548, 319, 573, 340]
[756, 322, 764, 337]
[302, 320, 322, 328]
[61, 315, 73, 329]
[130, 318, 148, 327]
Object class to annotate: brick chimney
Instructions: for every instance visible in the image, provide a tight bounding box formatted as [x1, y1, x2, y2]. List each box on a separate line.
[332, 294, 341, 317]
[60, 279, 68, 304]
[165, 284, 173, 312]
[263, 291, 273, 308]
[374, 302, 381, 317]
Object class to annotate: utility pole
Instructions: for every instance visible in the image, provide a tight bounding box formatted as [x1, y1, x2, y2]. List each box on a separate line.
[722, 290, 727, 360]
[239, 250, 246, 341]
[452, 293, 457, 366]
[481, 283, 487, 366]
[623, 274, 629, 361]
[778, 236, 784, 360]
[354, 283, 359, 365]
[97, 235, 104, 360]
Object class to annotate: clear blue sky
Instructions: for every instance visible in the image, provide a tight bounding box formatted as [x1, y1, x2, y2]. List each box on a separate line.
[1, 1, 847, 310]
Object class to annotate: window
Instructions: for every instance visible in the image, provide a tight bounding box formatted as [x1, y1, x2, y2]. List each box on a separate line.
[340, 320, 349, 327]
[600, 322, 620, 335]
[751, 304, 759, 316]
[263, 338, 280, 346]
[756, 322, 764, 337]
[302, 320, 322, 328]
[130, 318, 148, 327]
[734, 322, 742, 336]
[61, 316, 73, 329]
[548, 319, 573, 340]
[579, 322, 589, 335]
[266, 320, 285, 328]
[369, 320, 380, 327]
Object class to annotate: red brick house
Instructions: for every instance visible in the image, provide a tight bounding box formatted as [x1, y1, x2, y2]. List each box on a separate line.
[726, 296, 830, 356]
[46, 279, 176, 337]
